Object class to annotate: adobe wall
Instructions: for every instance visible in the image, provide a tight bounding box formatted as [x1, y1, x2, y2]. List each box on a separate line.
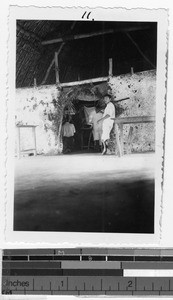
[15, 70, 156, 155]
[15, 85, 61, 155]
[109, 70, 156, 154]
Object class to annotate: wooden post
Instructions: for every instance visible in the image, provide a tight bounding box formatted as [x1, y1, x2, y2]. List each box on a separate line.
[32, 126, 37, 156]
[42, 43, 65, 85]
[127, 126, 133, 154]
[55, 52, 59, 84]
[57, 43, 65, 55]
[109, 58, 113, 77]
[57, 115, 63, 152]
[34, 78, 37, 87]
[114, 123, 123, 157]
[131, 67, 134, 75]
[119, 124, 124, 155]
[41, 58, 55, 85]
[78, 73, 81, 81]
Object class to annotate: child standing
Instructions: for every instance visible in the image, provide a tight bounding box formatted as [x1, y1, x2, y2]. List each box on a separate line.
[62, 116, 76, 154]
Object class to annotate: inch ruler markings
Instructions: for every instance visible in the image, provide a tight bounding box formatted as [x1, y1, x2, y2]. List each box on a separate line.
[2, 248, 173, 295]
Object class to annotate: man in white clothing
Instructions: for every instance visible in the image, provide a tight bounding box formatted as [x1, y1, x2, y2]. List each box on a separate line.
[97, 94, 115, 155]
[89, 107, 103, 151]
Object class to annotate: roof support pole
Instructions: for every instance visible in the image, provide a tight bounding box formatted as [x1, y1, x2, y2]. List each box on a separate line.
[57, 42, 65, 56]
[55, 42, 65, 84]
[41, 58, 55, 85]
[41, 43, 65, 85]
[42, 29, 114, 45]
[60, 76, 109, 87]
[41, 26, 150, 46]
[55, 51, 59, 84]
[109, 58, 113, 77]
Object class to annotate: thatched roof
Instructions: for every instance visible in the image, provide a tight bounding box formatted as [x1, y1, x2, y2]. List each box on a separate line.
[16, 20, 157, 88]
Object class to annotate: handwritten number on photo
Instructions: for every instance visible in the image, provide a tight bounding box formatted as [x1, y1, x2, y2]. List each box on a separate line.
[82, 11, 94, 21]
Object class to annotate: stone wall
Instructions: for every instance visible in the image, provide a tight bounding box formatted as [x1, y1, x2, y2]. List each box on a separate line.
[109, 70, 156, 154]
[15, 85, 61, 155]
[15, 70, 156, 155]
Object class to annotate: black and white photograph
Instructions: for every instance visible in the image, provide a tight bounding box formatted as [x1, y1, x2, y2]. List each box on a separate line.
[5, 6, 167, 243]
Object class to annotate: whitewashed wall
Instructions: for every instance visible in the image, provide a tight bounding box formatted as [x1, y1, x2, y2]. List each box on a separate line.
[109, 70, 156, 153]
[15, 70, 156, 155]
[15, 85, 61, 155]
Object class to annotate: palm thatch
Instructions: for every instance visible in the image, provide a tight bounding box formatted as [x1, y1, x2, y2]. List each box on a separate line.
[16, 20, 157, 88]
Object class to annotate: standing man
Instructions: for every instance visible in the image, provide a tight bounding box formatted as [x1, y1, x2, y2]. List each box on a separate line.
[97, 94, 115, 155]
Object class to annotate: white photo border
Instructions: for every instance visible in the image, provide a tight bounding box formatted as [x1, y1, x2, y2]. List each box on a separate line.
[5, 6, 168, 246]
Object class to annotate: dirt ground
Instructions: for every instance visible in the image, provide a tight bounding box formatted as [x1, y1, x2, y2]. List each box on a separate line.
[14, 153, 155, 233]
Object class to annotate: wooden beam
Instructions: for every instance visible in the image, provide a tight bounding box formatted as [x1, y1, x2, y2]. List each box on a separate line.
[43, 22, 75, 88]
[57, 42, 65, 55]
[114, 97, 130, 103]
[55, 52, 59, 84]
[41, 43, 65, 85]
[41, 58, 55, 85]
[119, 124, 124, 154]
[55, 43, 65, 84]
[109, 58, 113, 76]
[42, 29, 114, 45]
[71, 21, 76, 30]
[131, 67, 134, 75]
[34, 78, 37, 87]
[42, 25, 150, 46]
[60, 76, 109, 87]
[112, 116, 155, 124]
[114, 124, 123, 157]
[113, 115, 155, 157]
[127, 126, 134, 154]
[126, 32, 155, 69]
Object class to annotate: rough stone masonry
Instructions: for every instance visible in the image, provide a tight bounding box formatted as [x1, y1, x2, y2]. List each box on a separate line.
[15, 70, 156, 155]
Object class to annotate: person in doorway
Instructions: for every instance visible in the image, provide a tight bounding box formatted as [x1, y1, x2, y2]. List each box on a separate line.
[89, 107, 103, 152]
[97, 94, 115, 155]
[62, 116, 76, 154]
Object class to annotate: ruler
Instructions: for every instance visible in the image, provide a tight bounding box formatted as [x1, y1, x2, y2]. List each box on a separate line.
[2, 248, 173, 296]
